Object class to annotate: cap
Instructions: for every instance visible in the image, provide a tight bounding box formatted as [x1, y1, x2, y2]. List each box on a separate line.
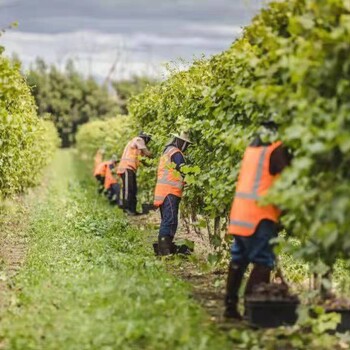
[138, 131, 152, 140]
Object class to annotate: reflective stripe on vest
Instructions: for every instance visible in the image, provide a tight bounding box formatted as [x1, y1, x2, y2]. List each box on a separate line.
[154, 146, 184, 207]
[156, 169, 184, 189]
[154, 195, 166, 202]
[117, 138, 140, 174]
[229, 220, 255, 229]
[228, 141, 282, 237]
[235, 146, 268, 201]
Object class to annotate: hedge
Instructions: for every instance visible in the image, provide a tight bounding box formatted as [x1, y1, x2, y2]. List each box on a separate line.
[0, 47, 59, 197]
[126, 0, 350, 269]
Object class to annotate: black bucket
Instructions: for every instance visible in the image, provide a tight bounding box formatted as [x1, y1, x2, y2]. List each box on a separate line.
[176, 243, 194, 255]
[246, 300, 299, 328]
[153, 241, 194, 256]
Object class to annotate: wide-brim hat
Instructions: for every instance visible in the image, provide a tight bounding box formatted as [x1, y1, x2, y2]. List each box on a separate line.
[171, 131, 192, 144]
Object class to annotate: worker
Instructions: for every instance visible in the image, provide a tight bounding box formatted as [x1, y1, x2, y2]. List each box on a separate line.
[94, 147, 105, 173]
[117, 131, 152, 215]
[104, 155, 121, 206]
[224, 121, 291, 320]
[94, 160, 109, 194]
[154, 132, 192, 256]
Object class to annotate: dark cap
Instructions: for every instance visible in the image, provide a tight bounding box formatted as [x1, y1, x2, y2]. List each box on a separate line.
[138, 131, 152, 140]
[260, 121, 278, 130]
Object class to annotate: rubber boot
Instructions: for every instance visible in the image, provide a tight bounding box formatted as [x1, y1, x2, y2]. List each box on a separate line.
[169, 236, 177, 254]
[243, 264, 271, 318]
[244, 264, 271, 297]
[158, 236, 173, 256]
[224, 261, 246, 320]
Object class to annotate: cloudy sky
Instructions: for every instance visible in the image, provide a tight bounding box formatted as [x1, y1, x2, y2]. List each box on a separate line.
[0, 0, 264, 80]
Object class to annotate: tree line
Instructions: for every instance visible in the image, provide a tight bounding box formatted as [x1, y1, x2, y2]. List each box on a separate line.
[26, 58, 155, 147]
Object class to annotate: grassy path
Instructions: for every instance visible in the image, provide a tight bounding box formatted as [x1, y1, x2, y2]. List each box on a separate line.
[0, 150, 230, 350]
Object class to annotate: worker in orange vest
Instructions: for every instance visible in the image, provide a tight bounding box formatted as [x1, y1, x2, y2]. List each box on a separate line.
[117, 131, 152, 215]
[224, 122, 291, 320]
[104, 155, 121, 206]
[94, 147, 105, 173]
[94, 160, 109, 194]
[154, 132, 192, 256]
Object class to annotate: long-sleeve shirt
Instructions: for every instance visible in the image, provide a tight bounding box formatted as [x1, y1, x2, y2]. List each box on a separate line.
[164, 145, 186, 173]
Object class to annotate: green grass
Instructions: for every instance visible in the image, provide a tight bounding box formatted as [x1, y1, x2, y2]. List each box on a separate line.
[1, 150, 348, 350]
[0, 150, 229, 350]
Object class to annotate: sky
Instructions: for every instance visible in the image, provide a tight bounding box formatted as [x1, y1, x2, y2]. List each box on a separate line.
[0, 0, 264, 80]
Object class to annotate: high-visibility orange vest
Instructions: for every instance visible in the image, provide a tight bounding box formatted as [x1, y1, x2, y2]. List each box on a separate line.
[104, 163, 119, 190]
[228, 141, 283, 237]
[154, 146, 184, 207]
[117, 137, 142, 174]
[94, 161, 109, 177]
[94, 150, 104, 173]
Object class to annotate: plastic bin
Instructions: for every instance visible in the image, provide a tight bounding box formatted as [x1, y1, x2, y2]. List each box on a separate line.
[246, 300, 299, 328]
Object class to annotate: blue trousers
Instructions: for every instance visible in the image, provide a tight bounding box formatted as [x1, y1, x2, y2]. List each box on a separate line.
[230, 219, 278, 268]
[159, 194, 181, 238]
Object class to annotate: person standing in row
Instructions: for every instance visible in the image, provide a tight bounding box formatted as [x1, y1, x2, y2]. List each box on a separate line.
[154, 132, 192, 256]
[224, 122, 291, 320]
[117, 132, 152, 215]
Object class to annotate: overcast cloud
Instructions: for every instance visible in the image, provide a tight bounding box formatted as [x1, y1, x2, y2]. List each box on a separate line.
[0, 0, 264, 80]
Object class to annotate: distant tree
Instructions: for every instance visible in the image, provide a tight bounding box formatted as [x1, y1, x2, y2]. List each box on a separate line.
[26, 59, 120, 147]
[112, 76, 157, 115]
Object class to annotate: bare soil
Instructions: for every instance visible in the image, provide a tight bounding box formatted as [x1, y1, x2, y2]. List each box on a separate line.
[0, 197, 29, 311]
[0, 176, 50, 313]
[170, 260, 245, 332]
[129, 209, 244, 333]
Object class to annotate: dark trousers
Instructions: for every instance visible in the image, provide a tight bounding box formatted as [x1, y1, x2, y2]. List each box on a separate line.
[230, 219, 278, 269]
[121, 169, 137, 213]
[95, 175, 105, 194]
[159, 194, 181, 238]
[107, 183, 121, 206]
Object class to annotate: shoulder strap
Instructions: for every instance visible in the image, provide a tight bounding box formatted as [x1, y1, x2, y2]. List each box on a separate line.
[269, 141, 283, 151]
[166, 146, 183, 158]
